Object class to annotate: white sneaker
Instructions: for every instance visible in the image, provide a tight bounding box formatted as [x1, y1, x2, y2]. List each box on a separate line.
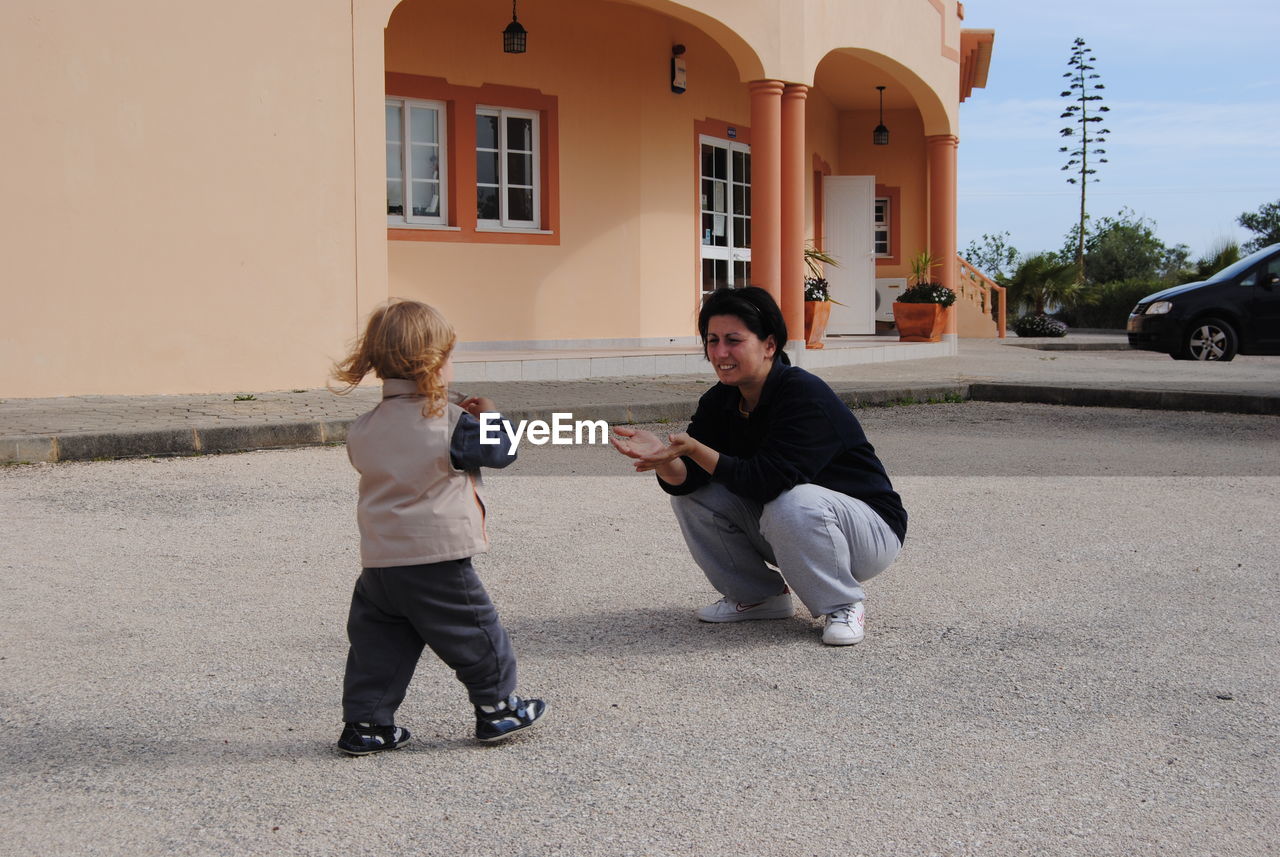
[822, 602, 865, 646]
[696, 589, 794, 623]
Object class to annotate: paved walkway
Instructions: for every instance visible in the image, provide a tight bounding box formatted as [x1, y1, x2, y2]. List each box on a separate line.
[3, 334, 1277, 463]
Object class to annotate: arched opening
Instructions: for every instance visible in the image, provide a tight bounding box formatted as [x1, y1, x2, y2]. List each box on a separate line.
[806, 48, 951, 335]
[360, 0, 767, 348]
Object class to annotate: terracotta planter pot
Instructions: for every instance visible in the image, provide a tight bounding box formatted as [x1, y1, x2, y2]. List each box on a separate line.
[892, 302, 951, 342]
[804, 301, 832, 349]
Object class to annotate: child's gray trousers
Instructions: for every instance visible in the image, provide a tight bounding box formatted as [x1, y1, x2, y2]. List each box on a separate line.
[670, 482, 901, 617]
[342, 558, 516, 724]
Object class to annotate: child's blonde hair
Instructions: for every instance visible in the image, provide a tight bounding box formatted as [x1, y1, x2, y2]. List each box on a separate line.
[332, 299, 456, 417]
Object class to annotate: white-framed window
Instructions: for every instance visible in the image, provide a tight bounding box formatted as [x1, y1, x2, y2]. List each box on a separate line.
[476, 106, 540, 229]
[386, 98, 447, 226]
[873, 197, 890, 257]
[699, 135, 751, 296]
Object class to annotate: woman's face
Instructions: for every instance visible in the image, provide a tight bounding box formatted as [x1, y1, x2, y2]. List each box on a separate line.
[705, 314, 776, 389]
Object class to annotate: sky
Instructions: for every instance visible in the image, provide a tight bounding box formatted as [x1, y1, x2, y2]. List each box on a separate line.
[955, 0, 1280, 262]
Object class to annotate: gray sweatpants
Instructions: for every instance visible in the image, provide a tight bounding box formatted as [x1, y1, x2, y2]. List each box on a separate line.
[671, 482, 902, 617]
[342, 558, 516, 724]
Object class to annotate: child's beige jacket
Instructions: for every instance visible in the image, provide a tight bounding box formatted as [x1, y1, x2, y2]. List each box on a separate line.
[346, 379, 488, 567]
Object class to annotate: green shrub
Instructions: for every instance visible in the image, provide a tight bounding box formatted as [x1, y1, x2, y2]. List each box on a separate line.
[1066, 279, 1163, 329]
[1012, 314, 1068, 338]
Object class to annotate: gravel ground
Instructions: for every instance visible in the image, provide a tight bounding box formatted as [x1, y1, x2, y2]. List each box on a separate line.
[512, 401, 1280, 478]
[1, 403, 1277, 856]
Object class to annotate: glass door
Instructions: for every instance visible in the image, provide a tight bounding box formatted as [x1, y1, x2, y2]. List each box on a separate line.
[699, 136, 751, 296]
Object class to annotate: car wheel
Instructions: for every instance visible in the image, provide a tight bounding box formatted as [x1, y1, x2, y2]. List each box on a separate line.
[1181, 317, 1238, 362]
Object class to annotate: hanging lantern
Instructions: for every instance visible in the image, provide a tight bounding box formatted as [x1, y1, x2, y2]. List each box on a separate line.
[503, 0, 527, 54]
[873, 85, 889, 146]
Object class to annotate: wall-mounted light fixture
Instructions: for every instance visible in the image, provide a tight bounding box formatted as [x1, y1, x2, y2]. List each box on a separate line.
[671, 44, 687, 94]
[873, 85, 889, 146]
[503, 0, 527, 54]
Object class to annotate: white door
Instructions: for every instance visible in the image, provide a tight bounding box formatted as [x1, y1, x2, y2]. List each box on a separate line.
[822, 175, 875, 334]
[699, 135, 752, 295]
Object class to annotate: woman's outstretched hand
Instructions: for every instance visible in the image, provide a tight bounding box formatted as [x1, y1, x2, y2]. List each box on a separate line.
[609, 426, 667, 462]
[611, 427, 707, 480]
[633, 432, 697, 470]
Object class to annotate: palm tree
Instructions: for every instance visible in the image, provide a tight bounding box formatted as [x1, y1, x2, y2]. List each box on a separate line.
[1006, 253, 1078, 316]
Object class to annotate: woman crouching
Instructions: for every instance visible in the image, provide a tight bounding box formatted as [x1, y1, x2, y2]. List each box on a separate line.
[611, 286, 906, 646]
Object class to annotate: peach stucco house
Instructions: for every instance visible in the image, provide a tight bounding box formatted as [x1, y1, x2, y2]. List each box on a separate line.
[1, 0, 994, 397]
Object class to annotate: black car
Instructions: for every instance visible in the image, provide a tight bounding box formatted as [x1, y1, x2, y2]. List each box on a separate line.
[1127, 243, 1280, 361]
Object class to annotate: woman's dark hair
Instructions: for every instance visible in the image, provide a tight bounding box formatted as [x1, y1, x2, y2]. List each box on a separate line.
[697, 286, 791, 365]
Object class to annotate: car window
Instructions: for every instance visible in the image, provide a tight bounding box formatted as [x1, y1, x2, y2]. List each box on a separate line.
[1265, 259, 1280, 285]
[1244, 258, 1280, 287]
[1208, 244, 1280, 283]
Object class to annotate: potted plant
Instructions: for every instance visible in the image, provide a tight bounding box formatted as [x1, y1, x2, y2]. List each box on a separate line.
[892, 251, 956, 342]
[803, 246, 841, 349]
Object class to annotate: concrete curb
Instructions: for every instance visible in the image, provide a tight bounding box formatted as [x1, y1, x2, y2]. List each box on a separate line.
[1, 384, 965, 464]
[831, 384, 969, 408]
[5, 381, 1275, 464]
[1007, 341, 1132, 351]
[2, 420, 353, 465]
[969, 383, 1280, 416]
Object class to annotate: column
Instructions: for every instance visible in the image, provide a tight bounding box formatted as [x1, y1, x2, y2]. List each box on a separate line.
[780, 84, 808, 351]
[927, 134, 959, 339]
[749, 80, 784, 305]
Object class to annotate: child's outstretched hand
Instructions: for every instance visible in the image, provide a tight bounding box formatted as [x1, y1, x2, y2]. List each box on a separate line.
[459, 396, 497, 418]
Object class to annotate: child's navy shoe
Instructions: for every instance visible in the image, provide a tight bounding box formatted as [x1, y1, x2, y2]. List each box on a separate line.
[475, 694, 547, 743]
[337, 722, 412, 756]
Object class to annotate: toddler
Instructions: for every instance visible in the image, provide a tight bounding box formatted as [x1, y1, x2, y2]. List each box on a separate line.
[330, 299, 546, 754]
